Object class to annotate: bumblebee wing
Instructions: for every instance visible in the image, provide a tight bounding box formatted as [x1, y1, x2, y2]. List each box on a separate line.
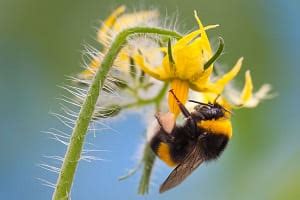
[159, 140, 204, 193]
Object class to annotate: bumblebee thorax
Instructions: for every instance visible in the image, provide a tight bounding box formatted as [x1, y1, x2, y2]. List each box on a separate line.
[197, 117, 232, 138]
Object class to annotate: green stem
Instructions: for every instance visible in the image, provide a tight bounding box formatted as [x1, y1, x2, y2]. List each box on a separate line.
[52, 27, 181, 200]
[138, 143, 156, 195]
[137, 83, 168, 195]
[121, 82, 169, 109]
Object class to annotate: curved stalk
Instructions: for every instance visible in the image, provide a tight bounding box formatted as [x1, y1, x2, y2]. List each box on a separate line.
[52, 27, 181, 200]
[138, 143, 156, 194]
[117, 82, 169, 194]
[137, 84, 167, 194]
[121, 82, 169, 109]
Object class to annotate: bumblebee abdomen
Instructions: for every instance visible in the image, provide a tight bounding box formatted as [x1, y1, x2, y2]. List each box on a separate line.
[156, 143, 177, 167]
[150, 135, 177, 167]
[201, 134, 229, 160]
[149, 128, 193, 167]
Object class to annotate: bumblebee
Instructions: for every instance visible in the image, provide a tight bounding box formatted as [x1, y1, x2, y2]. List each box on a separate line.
[149, 90, 232, 193]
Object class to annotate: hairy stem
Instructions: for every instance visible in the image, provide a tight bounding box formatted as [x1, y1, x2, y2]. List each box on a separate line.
[52, 27, 181, 200]
[138, 143, 156, 194]
[118, 82, 168, 194]
[137, 83, 168, 194]
[121, 82, 169, 109]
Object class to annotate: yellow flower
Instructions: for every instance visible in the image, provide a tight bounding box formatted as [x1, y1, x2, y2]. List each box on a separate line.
[77, 7, 272, 117]
[79, 5, 159, 80]
[224, 70, 274, 108]
[97, 5, 159, 47]
[190, 70, 273, 111]
[135, 11, 243, 116]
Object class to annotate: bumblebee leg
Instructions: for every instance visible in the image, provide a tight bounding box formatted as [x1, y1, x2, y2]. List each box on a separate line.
[155, 114, 164, 127]
[191, 111, 205, 121]
[169, 89, 200, 137]
[184, 117, 199, 138]
[169, 89, 191, 118]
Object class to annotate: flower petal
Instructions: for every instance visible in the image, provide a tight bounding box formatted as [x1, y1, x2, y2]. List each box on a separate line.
[210, 57, 243, 94]
[173, 12, 215, 54]
[169, 11, 217, 80]
[172, 38, 205, 79]
[78, 57, 101, 80]
[134, 54, 169, 81]
[242, 84, 274, 107]
[239, 70, 253, 104]
[111, 10, 159, 32]
[79, 48, 131, 80]
[97, 6, 159, 47]
[168, 80, 189, 117]
[222, 71, 274, 108]
[174, 30, 201, 49]
[97, 5, 126, 46]
[189, 65, 214, 90]
[194, 11, 215, 55]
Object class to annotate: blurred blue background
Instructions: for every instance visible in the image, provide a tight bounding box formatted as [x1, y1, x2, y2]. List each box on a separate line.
[1, 0, 299, 199]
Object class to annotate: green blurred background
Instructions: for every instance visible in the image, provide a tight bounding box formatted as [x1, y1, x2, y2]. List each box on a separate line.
[1, 0, 299, 199]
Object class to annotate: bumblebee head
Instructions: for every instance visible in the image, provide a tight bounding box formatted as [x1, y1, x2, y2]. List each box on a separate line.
[189, 100, 232, 120]
[166, 89, 233, 138]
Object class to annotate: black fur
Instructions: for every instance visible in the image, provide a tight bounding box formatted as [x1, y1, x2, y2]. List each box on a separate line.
[200, 134, 229, 160]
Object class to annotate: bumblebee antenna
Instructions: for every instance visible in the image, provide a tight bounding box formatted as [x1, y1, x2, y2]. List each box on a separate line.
[213, 94, 221, 104]
[212, 95, 234, 115]
[169, 89, 191, 117]
[188, 100, 212, 106]
[222, 107, 234, 115]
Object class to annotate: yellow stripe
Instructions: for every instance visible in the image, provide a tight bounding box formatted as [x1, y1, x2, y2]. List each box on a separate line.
[157, 143, 177, 167]
[198, 118, 232, 138]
